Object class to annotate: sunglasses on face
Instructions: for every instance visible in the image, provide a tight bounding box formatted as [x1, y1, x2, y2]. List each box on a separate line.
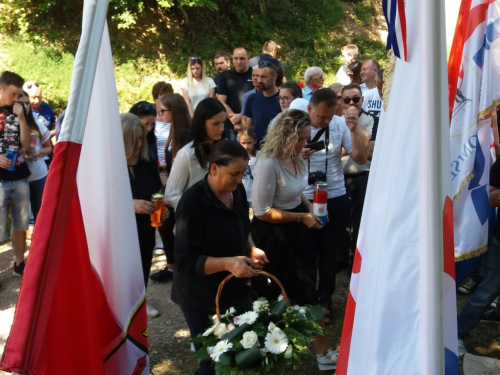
[342, 96, 361, 104]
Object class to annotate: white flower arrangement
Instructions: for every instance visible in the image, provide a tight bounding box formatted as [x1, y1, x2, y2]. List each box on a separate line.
[191, 298, 325, 374]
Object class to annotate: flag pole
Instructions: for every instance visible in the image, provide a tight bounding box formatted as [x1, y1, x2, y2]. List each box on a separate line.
[59, 0, 110, 143]
[419, 0, 448, 372]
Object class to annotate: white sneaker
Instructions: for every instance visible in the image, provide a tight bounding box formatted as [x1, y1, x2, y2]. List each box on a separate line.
[146, 304, 160, 318]
[317, 349, 338, 371]
[154, 241, 165, 255]
[458, 339, 468, 357]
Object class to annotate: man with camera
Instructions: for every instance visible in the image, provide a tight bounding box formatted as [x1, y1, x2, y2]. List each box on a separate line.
[290, 88, 368, 324]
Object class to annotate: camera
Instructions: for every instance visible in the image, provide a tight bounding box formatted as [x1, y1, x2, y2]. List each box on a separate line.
[308, 171, 327, 185]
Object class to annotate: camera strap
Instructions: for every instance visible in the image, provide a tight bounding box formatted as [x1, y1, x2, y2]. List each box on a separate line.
[307, 125, 329, 175]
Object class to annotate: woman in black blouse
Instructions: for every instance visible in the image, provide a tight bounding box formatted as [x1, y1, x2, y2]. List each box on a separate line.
[129, 101, 158, 164]
[121, 113, 168, 317]
[172, 140, 268, 375]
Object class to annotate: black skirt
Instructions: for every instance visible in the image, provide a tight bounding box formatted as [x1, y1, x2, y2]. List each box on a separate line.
[250, 206, 317, 306]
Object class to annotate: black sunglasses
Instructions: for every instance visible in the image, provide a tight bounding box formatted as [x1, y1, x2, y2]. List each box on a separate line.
[258, 60, 276, 70]
[342, 96, 361, 104]
[26, 82, 40, 90]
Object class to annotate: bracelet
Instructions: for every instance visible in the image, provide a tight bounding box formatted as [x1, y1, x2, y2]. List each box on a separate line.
[297, 213, 301, 223]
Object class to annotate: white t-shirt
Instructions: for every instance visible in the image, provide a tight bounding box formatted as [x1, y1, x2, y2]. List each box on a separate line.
[303, 116, 353, 199]
[164, 141, 207, 210]
[27, 121, 51, 181]
[362, 87, 382, 118]
[336, 65, 351, 85]
[181, 77, 216, 110]
[342, 111, 373, 174]
[242, 156, 256, 204]
[155, 121, 170, 165]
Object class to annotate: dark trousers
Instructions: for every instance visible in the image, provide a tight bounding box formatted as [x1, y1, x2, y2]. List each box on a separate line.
[307, 194, 351, 308]
[158, 206, 176, 264]
[345, 172, 369, 256]
[181, 307, 216, 375]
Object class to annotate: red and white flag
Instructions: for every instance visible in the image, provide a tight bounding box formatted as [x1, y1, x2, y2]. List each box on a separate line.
[0, 1, 149, 373]
[337, 0, 458, 373]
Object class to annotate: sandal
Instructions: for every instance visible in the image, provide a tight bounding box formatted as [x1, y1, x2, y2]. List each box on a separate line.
[322, 306, 333, 325]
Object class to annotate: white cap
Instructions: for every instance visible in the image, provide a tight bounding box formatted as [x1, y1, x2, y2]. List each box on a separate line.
[288, 98, 309, 112]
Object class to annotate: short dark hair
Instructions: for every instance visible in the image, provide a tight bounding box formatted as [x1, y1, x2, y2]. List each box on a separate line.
[342, 83, 362, 97]
[280, 82, 302, 99]
[377, 68, 385, 81]
[192, 98, 226, 168]
[151, 81, 173, 100]
[310, 88, 337, 108]
[348, 61, 362, 76]
[214, 52, 230, 60]
[201, 140, 249, 170]
[129, 101, 157, 118]
[0, 71, 24, 88]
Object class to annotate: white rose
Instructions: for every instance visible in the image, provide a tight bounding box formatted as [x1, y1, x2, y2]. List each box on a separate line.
[214, 323, 228, 338]
[240, 331, 259, 349]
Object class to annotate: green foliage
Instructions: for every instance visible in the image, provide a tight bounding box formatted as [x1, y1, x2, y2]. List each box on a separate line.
[354, 0, 376, 26]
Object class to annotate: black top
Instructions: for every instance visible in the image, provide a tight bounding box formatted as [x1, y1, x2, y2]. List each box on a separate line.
[165, 129, 192, 175]
[0, 106, 30, 181]
[171, 176, 251, 312]
[128, 158, 162, 229]
[147, 127, 158, 165]
[491, 158, 500, 240]
[214, 73, 223, 95]
[217, 68, 254, 114]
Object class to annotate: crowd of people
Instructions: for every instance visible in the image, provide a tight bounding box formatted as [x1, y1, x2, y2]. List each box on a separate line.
[1, 39, 498, 373]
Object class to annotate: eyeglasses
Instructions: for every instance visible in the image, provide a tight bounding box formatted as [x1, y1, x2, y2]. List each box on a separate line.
[279, 96, 291, 103]
[258, 60, 276, 70]
[160, 108, 171, 114]
[26, 82, 40, 89]
[342, 96, 361, 104]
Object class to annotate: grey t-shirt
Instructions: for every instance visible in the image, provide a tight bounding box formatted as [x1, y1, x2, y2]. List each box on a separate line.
[252, 156, 307, 216]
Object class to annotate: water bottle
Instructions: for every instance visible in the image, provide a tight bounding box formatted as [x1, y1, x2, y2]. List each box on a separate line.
[6, 145, 19, 171]
[313, 181, 328, 227]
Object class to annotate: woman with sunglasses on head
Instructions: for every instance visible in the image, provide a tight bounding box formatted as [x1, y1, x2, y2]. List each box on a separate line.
[129, 101, 158, 164]
[181, 56, 216, 118]
[17, 91, 52, 224]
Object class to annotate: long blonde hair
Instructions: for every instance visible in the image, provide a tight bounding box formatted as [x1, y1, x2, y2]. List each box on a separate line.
[120, 113, 149, 161]
[187, 57, 210, 95]
[259, 109, 311, 170]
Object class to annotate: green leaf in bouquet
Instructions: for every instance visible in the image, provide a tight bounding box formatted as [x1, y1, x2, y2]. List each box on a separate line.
[235, 346, 261, 368]
[284, 344, 293, 359]
[306, 305, 324, 321]
[270, 300, 288, 317]
[221, 323, 251, 342]
[194, 346, 210, 362]
[218, 352, 232, 366]
[262, 354, 274, 372]
[190, 335, 207, 344]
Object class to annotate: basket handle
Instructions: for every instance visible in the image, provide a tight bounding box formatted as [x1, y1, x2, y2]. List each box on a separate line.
[215, 270, 291, 321]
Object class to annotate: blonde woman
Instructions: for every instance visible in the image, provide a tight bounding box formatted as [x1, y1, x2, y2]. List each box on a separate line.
[181, 56, 216, 117]
[121, 113, 167, 317]
[251, 109, 338, 371]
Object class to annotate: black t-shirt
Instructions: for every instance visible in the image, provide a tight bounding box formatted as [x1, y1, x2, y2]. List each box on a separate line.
[491, 158, 500, 240]
[243, 91, 281, 142]
[217, 68, 254, 114]
[172, 177, 251, 312]
[0, 106, 30, 181]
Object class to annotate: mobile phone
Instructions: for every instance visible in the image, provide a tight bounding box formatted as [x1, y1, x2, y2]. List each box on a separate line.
[307, 140, 326, 152]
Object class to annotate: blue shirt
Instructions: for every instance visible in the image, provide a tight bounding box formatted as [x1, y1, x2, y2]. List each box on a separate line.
[241, 88, 256, 115]
[32, 101, 55, 130]
[243, 91, 281, 142]
[302, 85, 314, 102]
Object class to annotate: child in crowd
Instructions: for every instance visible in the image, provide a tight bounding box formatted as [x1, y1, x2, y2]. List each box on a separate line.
[238, 128, 257, 206]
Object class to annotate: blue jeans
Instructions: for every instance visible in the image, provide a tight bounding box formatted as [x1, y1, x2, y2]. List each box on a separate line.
[457, 236, 500, 337]
[0, 179, 30, 241]
[29, 176, 47, 223]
